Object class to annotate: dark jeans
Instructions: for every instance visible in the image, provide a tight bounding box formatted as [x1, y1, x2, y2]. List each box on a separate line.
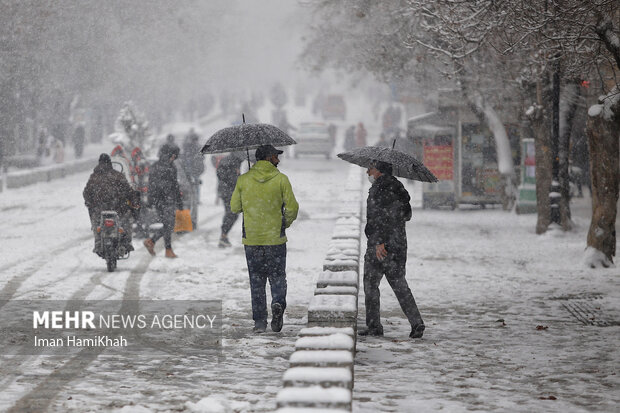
[244, 244, 287, 323]
[220, 195, 239, 236]
[363, 248, 423, 329]
[151, 204, 176, 249]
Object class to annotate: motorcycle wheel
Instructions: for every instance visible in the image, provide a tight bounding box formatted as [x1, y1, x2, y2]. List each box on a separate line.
[106, 256, 117, 272]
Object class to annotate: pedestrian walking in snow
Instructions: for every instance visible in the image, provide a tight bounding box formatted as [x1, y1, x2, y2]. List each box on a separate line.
[216, 152, 244, 248]
[230, 145, 299, 333]
[72, 124, 86, 158]
[52, 137, 65, 164]
[361, 160, 425, 339]
[143, 143, 183, 258]
[344, 125, 356, 152]
[182, 128, 205, 202]
[356, 122, 368, 147]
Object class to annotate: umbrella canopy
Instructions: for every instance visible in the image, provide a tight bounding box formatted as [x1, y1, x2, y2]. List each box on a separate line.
[337, 146, 438, 182]
[200, 123, 296, 155]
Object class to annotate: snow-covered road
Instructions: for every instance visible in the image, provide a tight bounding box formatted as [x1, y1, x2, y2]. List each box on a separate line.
[0, 155, 351, 412]
[1, 120, 619, 412]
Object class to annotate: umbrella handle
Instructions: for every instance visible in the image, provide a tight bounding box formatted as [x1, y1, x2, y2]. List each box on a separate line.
[242, 113, 246, 124]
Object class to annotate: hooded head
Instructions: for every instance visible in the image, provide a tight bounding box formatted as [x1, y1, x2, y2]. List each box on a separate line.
[159, 143, 180, 162]
[98, 153, 112, 168]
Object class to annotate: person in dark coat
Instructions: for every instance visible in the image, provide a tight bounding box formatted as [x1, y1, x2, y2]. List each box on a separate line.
[182, 129, 204, 176]
[182, 129, 205, 201]
[216, 152, 244, 247]
[83, 153, 138, 255]
[72, 124, 86, 158]
[361, 161, 425, 339]
[143, 143, 183, 258]
[344, 125, 356, 152]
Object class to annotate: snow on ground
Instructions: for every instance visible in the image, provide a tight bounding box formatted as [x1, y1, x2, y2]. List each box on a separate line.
[0, 144, 350, 412]
[0, 96, 618, 412]
[355, 194, 620, 412]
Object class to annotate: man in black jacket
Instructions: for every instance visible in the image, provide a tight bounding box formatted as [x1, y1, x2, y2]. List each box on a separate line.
[144, 143, 183, 258]
[361, 161, 425, 339]
[216, 152, 244, 247]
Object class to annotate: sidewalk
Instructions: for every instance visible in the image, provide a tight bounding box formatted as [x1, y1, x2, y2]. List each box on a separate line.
[354, 193, 620, 412]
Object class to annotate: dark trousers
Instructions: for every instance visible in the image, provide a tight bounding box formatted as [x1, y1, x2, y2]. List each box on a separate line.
[151, 204, 176, 249]
[363, 249, 423, 329]
[244, 244, 287, 323]
[220, 195, 239, 235]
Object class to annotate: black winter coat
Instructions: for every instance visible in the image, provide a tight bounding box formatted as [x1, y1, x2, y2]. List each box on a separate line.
[364, 174, 412, 260]
[83, 164, 136, 217]
[182, 137, 205, 177]
[216, 154, 243, 200]
[148, 159, 183, 209]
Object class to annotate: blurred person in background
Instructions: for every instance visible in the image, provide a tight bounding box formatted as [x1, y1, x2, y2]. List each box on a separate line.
[143, 143, 183, 258]
[356, 122, 367, 147]
[182, 128, 205, 203]
[344, 125, 356, 152]
[216, 152, 244, 247]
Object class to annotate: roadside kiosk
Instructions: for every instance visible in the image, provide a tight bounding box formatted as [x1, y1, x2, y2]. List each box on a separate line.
[406, 111, 503, 209]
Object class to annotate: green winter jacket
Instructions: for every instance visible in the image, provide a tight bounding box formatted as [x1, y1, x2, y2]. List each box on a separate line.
[230, 160, 299, 245]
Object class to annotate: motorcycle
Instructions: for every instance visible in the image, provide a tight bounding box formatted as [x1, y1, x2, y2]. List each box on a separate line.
[97, 210, 130, 272]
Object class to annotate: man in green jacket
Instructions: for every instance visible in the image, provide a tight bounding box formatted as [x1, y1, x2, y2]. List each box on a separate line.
[231, 144, 299, 333]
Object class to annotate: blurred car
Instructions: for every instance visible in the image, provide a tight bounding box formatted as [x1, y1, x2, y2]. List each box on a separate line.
[322, 95, 346, 120]
[293, 122, 333, 159]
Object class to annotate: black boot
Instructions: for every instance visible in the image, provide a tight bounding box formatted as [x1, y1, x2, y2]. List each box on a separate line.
[271, 303, 284, 332]
[409, 324, 425, 339]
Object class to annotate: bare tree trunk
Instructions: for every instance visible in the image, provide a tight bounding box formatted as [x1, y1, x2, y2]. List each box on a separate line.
[558, 81, 580, 230]
[586, 90, 620, 264]
[529, 102, 553, 234]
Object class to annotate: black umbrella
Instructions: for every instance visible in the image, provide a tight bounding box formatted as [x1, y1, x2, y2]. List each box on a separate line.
[200, 115, 296, 167]
[337, 145, 438, 182]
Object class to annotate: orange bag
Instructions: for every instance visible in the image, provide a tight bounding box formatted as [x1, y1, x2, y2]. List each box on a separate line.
[174, 209, 193, 232]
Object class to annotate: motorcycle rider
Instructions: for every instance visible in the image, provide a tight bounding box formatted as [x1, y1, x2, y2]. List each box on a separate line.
[83, 153, 139, 255]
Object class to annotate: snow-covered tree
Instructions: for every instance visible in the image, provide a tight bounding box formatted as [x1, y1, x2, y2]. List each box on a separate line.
[112, 102, 154, 154]
[302, 0, 619, 265]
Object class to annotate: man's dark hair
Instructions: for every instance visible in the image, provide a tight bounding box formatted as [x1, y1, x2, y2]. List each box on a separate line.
[374, 161, 392, 175]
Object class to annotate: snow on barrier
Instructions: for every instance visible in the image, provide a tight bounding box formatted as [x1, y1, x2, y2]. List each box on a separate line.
[314, 285, 358, 296]
[283, 367, 353, 389]
[276, 386, 352, 410]
[295, 333, 355, 352]
[289, 349, 354, 369]
[5, 157, 96, 189]
[276, 165, 363, 412]
[316, 271, 359, 289]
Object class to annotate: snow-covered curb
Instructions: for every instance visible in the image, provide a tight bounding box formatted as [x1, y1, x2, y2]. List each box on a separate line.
[276, 165, 363, 412]
[5, 157, 97, 189]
